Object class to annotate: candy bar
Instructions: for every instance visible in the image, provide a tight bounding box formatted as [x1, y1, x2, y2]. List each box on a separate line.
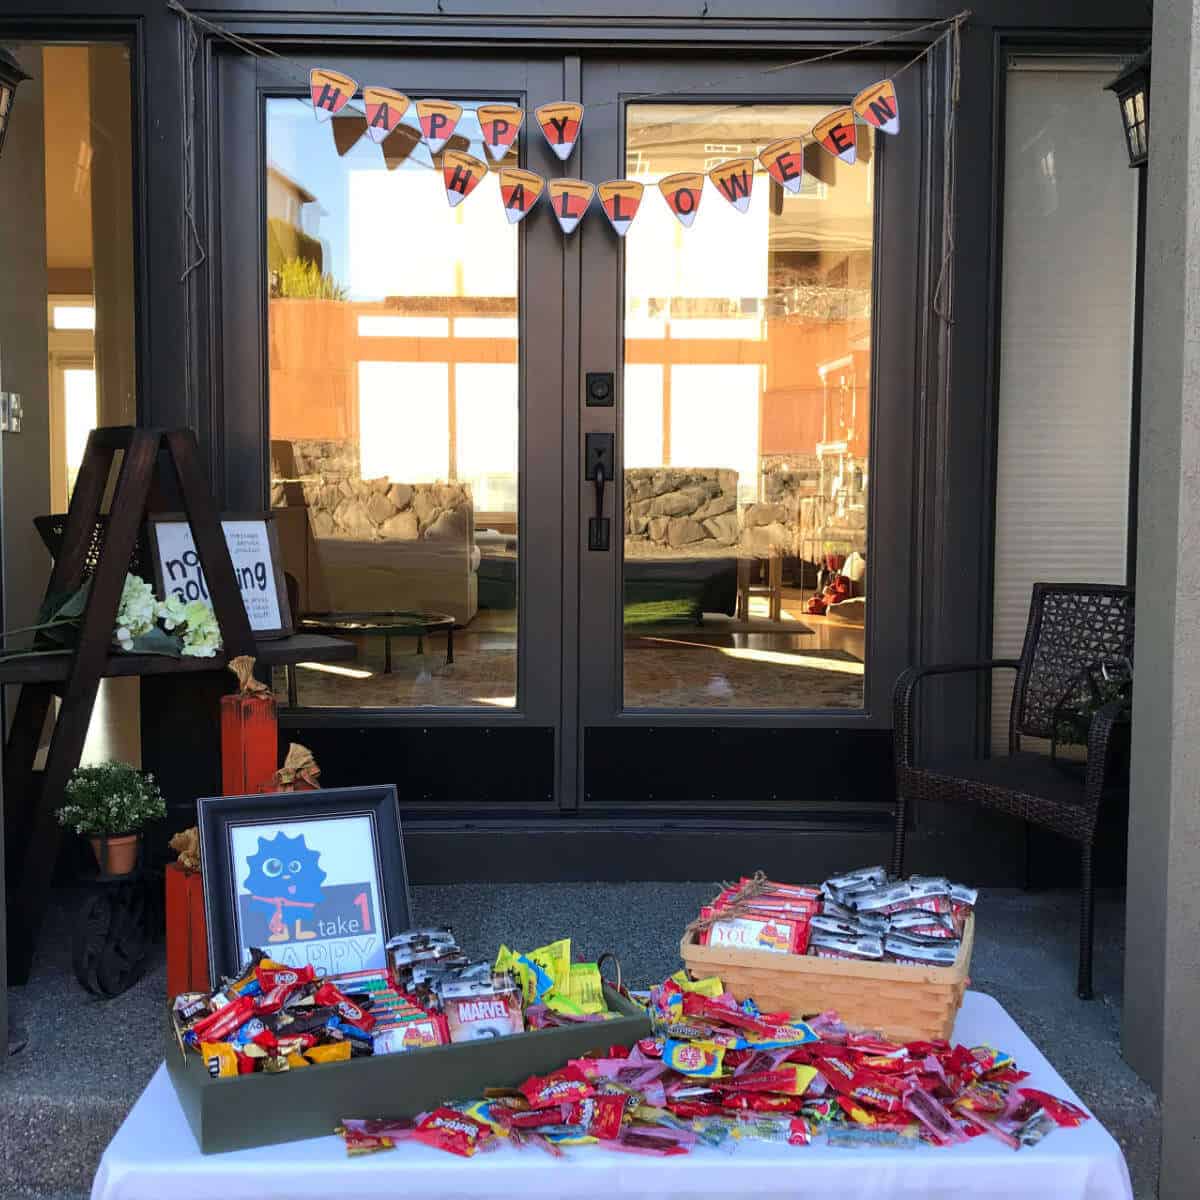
[442, 977, 524, 1043]
[850, 878, 951, 913]
[699, 912, 808, 955]
[564, 1094, 627, 1139]
[1017, 1088, 1089, 1127]
[520, 1066, 593, 1108]
[825, 866, 888, 893]
[313, 981, 376, 1033]
[808, 932, 885, 959]
[413, 1108, 494, 1157]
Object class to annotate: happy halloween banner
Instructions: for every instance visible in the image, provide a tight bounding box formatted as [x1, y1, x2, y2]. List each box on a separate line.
[310, 70, 901, 236]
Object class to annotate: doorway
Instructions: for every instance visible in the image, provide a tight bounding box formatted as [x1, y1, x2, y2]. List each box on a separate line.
[215, 46, 924, 821]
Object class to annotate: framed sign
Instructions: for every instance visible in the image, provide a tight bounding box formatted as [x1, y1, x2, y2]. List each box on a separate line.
[148, 512, 293, 639]
[197, 785, 412, 982]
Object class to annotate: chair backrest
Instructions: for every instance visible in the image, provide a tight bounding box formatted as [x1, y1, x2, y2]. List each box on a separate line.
[34, 513, 145, 580]
[1009, 582, 1134, 749]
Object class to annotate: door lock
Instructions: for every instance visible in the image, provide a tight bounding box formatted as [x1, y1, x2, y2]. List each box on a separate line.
[585, 371, 614, 407]
[585, 432, 614, 551]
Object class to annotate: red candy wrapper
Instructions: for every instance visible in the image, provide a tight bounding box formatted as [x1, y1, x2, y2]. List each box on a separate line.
[504, 1107, 572, 1130]
[256, 962, 316, 991]
[313, 982, 376, 1033]
[565, 1094, 627, 1139]
[520, 1066, 593, 1109]
[413, 1108, 493, 1157]
[1018, 1089, 1090, 1128]
[191, 994, 255, 1043]
[698, 911, 808, 955]
[847, 1071, 906, 1114]
[721, 1092, 804, 1114]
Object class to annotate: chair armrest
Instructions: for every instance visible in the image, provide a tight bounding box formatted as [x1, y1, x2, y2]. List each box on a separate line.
[1084, 696, 1132, 806]
[892, 660, 1022, 769]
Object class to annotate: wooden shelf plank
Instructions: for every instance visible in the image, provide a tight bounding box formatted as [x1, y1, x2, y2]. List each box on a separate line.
[0, 634, 354, 686]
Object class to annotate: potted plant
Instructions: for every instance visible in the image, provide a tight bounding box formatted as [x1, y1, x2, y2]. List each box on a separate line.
[56, 761, 166, 876]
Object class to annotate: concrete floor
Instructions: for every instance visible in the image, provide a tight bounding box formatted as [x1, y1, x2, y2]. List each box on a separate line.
[2, 885, 1160, 1198]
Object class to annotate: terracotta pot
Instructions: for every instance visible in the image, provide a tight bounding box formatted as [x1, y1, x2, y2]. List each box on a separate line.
[90, 833, 140, 876]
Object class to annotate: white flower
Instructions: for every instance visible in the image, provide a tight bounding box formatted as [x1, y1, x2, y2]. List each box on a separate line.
[179, 600, 222, 658]
[156, 594, 188, 632]
[113, 574, 157, 648]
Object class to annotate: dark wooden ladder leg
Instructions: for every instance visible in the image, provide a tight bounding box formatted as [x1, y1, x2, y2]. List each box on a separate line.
[7, 431, 158, 984]
[1078, 841, 1095, 1001]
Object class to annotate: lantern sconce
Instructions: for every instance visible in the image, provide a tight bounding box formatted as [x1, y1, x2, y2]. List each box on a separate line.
[1105, 51, 1150, 169]
[0, 47, 29, 164]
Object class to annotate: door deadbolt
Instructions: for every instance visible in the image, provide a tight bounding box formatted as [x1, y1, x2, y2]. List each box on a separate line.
[585, 371, 614, 407]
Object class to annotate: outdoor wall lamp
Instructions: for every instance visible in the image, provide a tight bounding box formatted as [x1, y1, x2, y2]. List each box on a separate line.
[1106, 51, 1150, 168]
[0, 47, 29, 164]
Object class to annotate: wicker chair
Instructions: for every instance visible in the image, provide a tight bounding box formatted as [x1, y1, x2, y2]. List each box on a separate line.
[892, 583, 1134, 1000]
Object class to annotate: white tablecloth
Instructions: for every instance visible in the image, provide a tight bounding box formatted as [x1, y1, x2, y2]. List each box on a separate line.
[91, 991, 1132, 1200]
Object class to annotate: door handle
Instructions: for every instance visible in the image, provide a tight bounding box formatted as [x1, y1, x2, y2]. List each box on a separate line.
[585, 432, 614, 551]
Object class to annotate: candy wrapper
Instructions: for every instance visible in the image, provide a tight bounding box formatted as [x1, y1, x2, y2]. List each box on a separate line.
[321, 965, 1089, 1165]
[414, 1108, 495, 1157]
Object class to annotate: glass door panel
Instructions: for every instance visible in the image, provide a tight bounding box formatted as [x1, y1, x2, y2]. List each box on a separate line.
[265, 97, 522, 710]
[622, 102, 872, 710]
[578, 53, 922, 813]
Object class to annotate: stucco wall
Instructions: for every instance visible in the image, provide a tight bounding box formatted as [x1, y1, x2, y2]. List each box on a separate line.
[1123, 2, 1200, 1196]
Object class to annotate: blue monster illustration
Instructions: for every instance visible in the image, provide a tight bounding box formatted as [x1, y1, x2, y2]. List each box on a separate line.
[243, 831, 326, 944]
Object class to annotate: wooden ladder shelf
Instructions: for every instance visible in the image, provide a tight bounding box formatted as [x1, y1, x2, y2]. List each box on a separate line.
[2, 427, 352, 984]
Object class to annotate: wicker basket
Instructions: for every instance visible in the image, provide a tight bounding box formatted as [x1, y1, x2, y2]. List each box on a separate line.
[680, 915, 974, 1043]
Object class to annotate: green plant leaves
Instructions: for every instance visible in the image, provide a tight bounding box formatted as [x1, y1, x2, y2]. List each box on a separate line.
[126, 626, 182, 657]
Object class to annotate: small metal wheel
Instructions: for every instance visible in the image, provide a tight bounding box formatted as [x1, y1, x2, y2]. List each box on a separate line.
[72, 882, 151, 998]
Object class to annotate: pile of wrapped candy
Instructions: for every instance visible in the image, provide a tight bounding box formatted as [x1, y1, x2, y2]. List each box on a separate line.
[172, 954, 402, 1075]
[172, 931, 618, 1077]
[692, 867, 977, 966]
[388, 929, 616, 1044]
[332, 972, 1090, 1158]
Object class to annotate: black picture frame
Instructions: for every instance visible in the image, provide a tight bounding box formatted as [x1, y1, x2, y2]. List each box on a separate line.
[147, 511, 294, 639]
[197, 785, 411, 983]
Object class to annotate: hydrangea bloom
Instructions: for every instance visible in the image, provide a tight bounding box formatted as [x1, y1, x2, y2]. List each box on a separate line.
[113, 574, 158, 650]
[180, 600, 222, 658]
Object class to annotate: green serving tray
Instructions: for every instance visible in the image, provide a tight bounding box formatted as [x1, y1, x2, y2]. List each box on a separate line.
[166, 990, 650, 1154]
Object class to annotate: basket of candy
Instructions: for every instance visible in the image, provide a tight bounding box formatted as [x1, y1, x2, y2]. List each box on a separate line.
[167, 931, 649, 1153]
[679, 867, 976, 1043]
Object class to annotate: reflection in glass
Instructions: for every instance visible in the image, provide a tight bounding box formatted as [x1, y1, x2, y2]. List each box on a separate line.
[622, 104, 872, 710]
[266, 98, 518, 709]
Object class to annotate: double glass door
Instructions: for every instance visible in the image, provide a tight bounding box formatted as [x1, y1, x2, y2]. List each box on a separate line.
[218, 47, 921, 812]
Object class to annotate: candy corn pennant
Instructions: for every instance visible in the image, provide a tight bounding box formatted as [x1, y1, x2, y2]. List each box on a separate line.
[813, 108, 858, 165]
[536, 102, 584, 161]
[758, 138, 805, 194]
[309, 69, 357, 123]
[708, 158, 755, 213]
[499, 168, 545, 224]
[442, 150, 488, 208]
[362, 87, 409, 145]
[548, 178, 594, 234]
[417, 99, 463, 155]
[598, 180, 644, 236]
[659, 172, 704, 229]
[853, 79, 900, 135]
[477, 104, 524, 163]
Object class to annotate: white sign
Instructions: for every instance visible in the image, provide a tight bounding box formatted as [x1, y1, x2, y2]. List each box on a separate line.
[230, 814, 386, 975]
[153, 519, 282, 633]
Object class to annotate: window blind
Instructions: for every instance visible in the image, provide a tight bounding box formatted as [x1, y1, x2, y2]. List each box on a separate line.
[991, 60, 1137, 750]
